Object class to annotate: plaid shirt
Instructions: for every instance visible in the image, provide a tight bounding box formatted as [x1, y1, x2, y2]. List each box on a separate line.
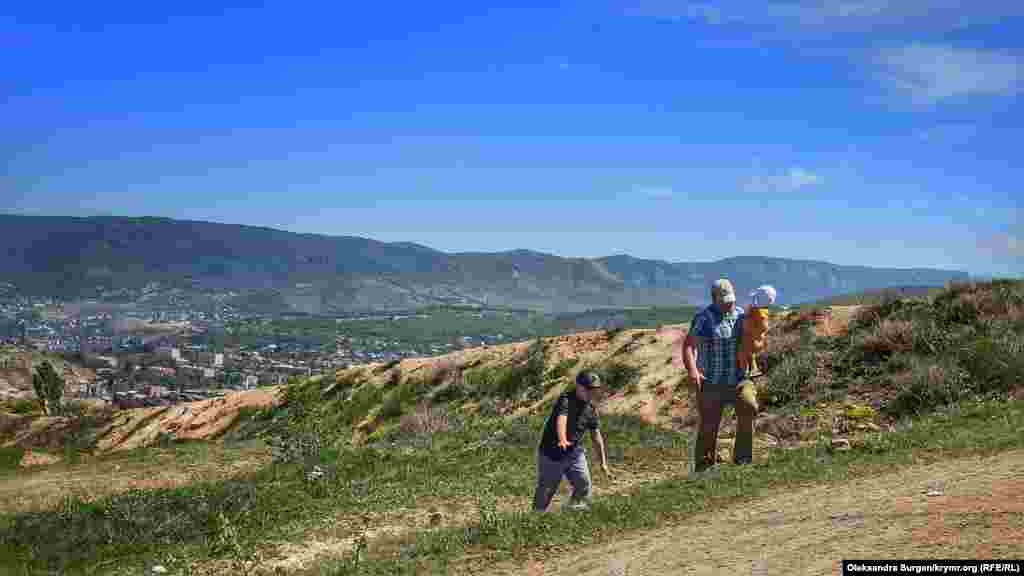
[689, 304, 745, 387]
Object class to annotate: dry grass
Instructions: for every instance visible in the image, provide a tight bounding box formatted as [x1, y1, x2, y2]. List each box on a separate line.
[396, 401, 451, 438]
[858, 319, 915, 357]
[0, 440, 272, 515]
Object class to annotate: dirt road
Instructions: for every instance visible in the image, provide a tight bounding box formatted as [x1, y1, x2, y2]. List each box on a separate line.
[497, 450, 1024, 576]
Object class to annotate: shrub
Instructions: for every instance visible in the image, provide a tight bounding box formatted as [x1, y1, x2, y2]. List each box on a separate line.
[885, 358, 970, 418]
[462, 367, 498, 397]
[32, 361, 64, 416]
[491, 339, 548, 401]
[391, 402, 452, 447]
[957, 333, 1024, 396]
[597, 361, 642, 393]
[0, 446, 24, 471]
[10, 399, 37, 415]
[545, 358, 579, 383]
[380, 391, 405, 420]
[856, 319, 914, 360]
[761, 349, 817, 408]
[380, 377, 430, 421]
[431, 379, 468, 405]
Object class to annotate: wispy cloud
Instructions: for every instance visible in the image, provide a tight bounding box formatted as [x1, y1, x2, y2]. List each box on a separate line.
[742, 167, 822, 193]
[627, 3, 1024, 108]
[874, 44, 1021, 106]
[633, 2, 1021, 34]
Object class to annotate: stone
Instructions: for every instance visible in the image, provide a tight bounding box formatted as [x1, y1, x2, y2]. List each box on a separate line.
[151, 566, 168, 574]
[831, 438, 851, 451]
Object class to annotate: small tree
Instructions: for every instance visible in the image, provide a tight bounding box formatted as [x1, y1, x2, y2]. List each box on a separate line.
[32, 361, 65, 416]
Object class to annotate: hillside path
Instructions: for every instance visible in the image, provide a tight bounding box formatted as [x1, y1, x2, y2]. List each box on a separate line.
[486, 450, 1024, 576]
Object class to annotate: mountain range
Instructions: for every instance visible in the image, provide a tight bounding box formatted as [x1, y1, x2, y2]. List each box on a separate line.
[0, 214, 969, 313]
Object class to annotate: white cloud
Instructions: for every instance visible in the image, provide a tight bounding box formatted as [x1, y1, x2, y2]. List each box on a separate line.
[634, 186, 674, 199]
[875, 44, 1021, 106]
[627, 3, 1024, 107]
[742, 167, 823, 193]
[637, 2, 1021, 34]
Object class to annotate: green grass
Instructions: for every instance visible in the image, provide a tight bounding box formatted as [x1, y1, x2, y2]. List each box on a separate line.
[4, 398, 1024, 576]
[0, 446, 24, 474]
[0, 412, 687, 575]
[321, 398, 1024, 575]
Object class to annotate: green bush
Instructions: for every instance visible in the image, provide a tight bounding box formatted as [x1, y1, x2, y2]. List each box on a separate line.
[10, 399, 37, 415]
[32, 361, 64, 416]
[762, 349, 817, 408]
[380, 392, 405, 420]
[462, 367, 497, 398]
[957, 333, 1024, 396]
[431, 379, 468, 405]
[544, 358, 579, 383]
[597, 361, 642, 393]
[491, 339, 548, 401]
[0, 446, 24, 472]
[885, 358, 970, 418]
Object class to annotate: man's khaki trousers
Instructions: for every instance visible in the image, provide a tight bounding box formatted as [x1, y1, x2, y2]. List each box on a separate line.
[693, 379, 758, 473]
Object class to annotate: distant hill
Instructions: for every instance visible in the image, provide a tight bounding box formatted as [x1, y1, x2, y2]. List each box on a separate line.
[805, 286, 946, 308]
[0, 214, 969, 313]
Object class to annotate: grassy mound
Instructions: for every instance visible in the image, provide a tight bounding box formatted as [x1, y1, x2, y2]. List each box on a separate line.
[758, 279, 1024, 418]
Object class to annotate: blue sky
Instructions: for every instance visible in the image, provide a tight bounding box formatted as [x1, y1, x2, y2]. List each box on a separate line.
[4, 1, 1022, 277]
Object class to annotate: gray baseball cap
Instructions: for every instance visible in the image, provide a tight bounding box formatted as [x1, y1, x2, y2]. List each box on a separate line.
[711, 279, 736, 304]
[576, 370, 602, 389]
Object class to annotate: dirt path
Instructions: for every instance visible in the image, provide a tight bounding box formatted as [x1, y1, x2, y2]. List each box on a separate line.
[490, 450, 1024, 576]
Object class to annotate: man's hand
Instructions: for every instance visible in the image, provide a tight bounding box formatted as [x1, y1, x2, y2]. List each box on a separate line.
[558, 437, 572, 451]
[688, 370, 705, 394]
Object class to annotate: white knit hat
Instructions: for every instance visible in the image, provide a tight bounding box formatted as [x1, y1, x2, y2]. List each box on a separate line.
[750, 285, 777, 307]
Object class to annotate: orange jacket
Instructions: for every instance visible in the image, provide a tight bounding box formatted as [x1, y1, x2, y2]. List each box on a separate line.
[738, 306, 770, 376]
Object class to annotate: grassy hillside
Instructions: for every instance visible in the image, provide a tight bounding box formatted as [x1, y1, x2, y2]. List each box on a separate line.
[0, 279, 1021, 575]
[801, 285, 946, 308]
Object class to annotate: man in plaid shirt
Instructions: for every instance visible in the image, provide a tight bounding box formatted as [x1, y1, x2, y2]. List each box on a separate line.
[682, 279, 759, 473]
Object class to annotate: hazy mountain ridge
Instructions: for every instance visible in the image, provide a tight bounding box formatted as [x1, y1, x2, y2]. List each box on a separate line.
[0, 215, 969, 312]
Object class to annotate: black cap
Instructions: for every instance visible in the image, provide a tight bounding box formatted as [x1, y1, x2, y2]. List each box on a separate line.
[576, 370, 601, 389]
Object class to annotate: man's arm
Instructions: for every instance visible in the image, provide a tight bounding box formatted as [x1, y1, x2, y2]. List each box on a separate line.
[684, 333, 704, 393]
[591, 428, 611, 476]
[557, 414, 570, 449]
